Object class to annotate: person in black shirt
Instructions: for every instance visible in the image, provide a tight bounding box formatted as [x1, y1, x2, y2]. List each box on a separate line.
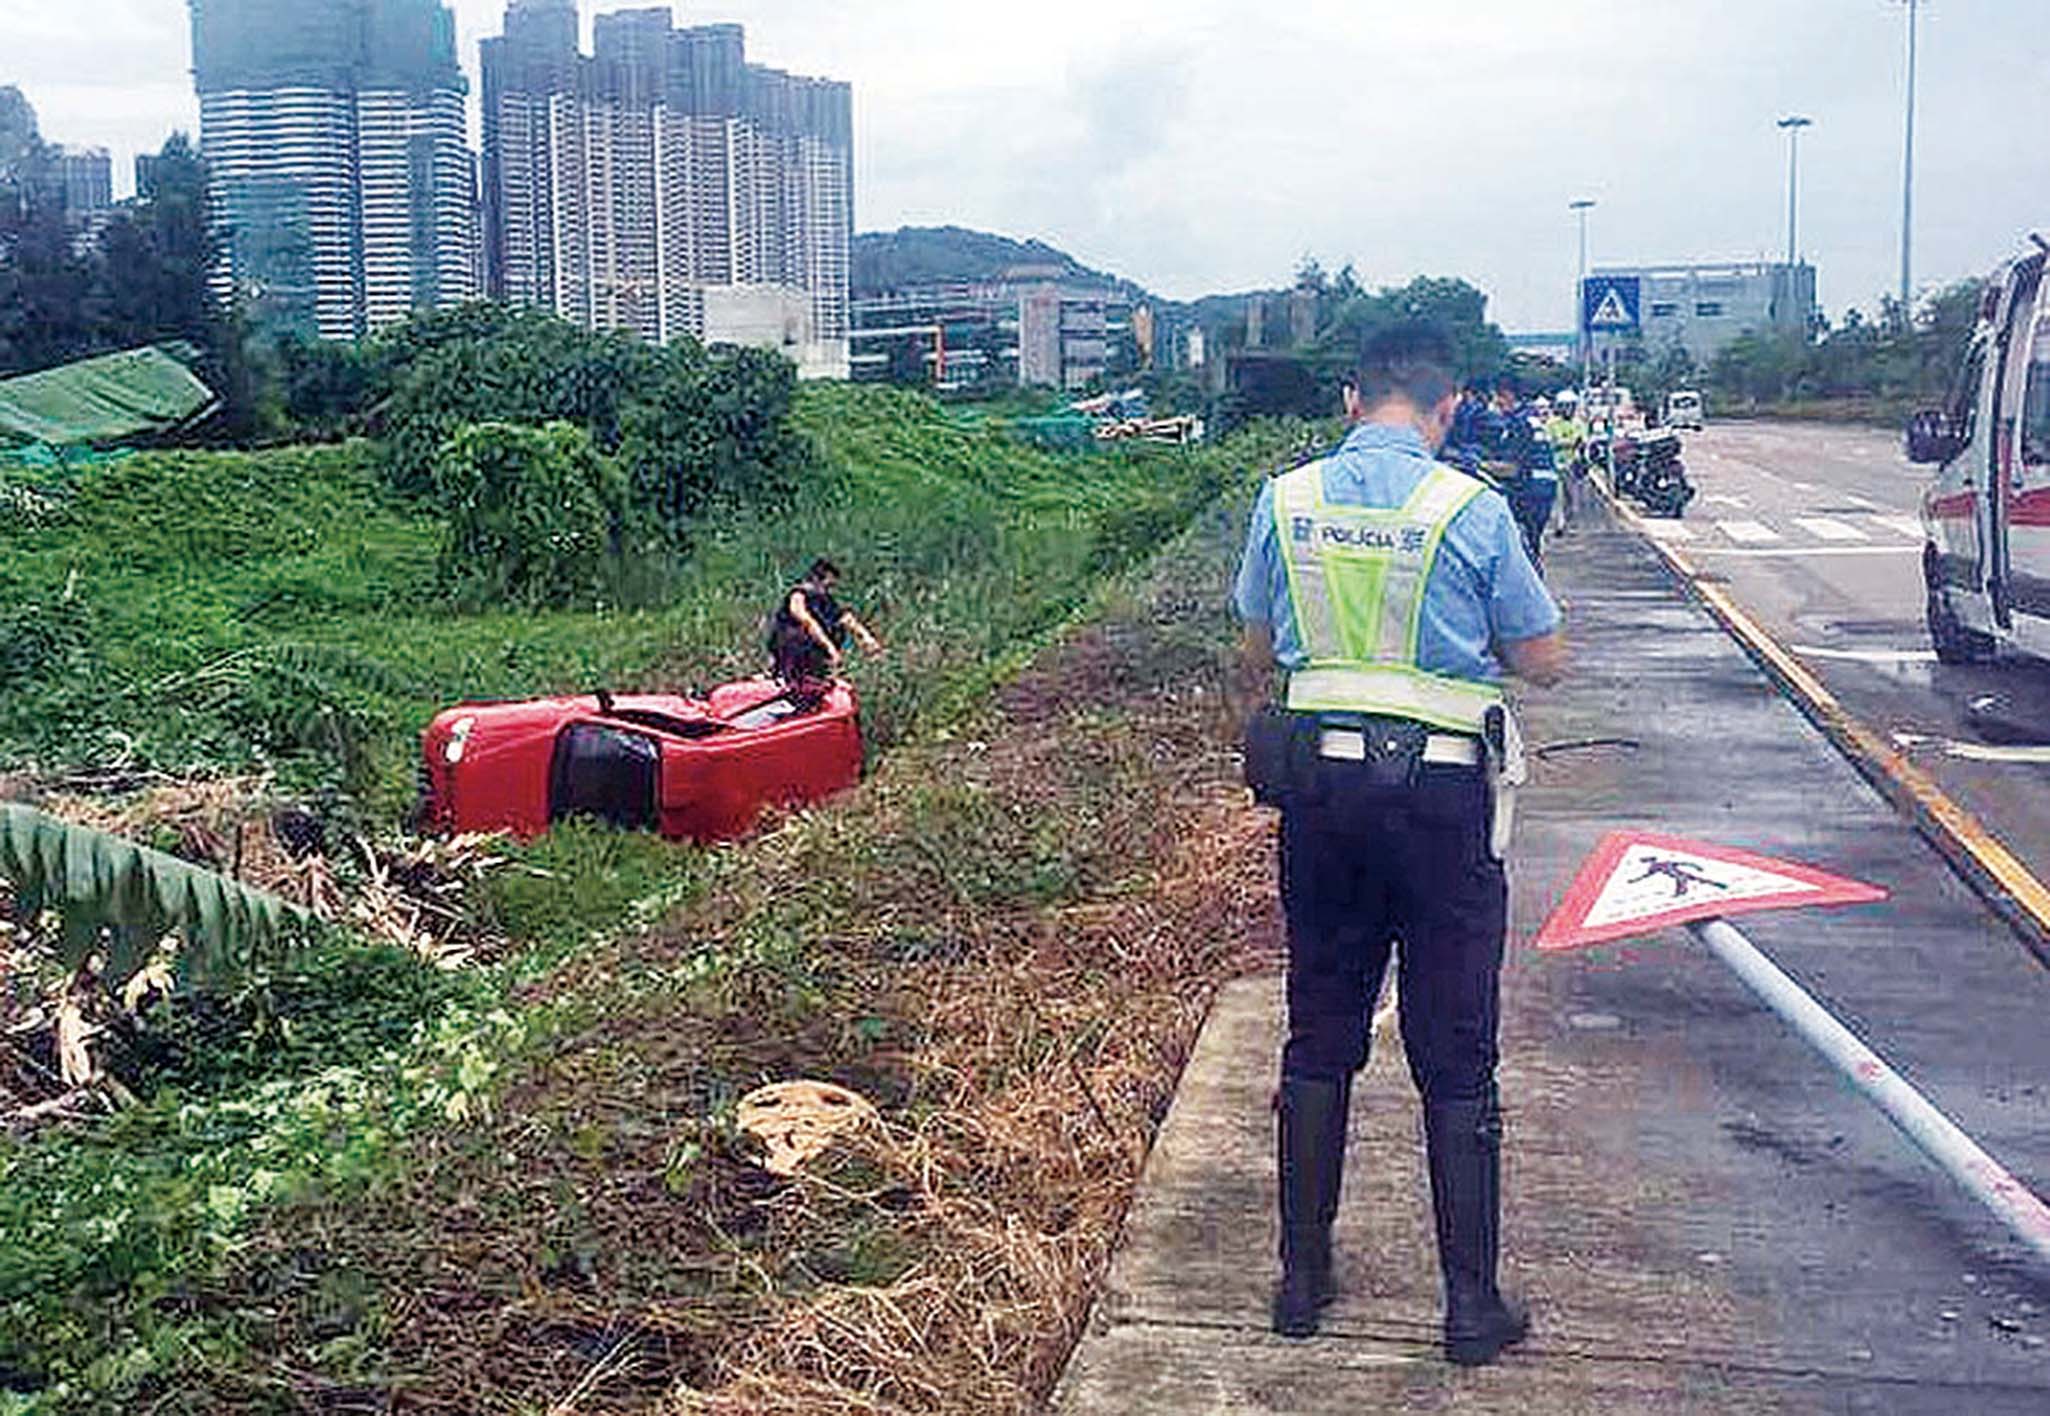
[768, 558, 883, 689]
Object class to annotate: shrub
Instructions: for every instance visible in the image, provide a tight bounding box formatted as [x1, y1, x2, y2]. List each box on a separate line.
[433, 421, 639, 608]
[618, 343, 814, 548]
[379, 312, 660, 498]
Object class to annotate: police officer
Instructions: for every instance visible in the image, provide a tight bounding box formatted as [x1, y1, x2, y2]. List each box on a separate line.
[1441, 381, 1492, 476]
[1488, 376, 1557, 568]
[1232, 321, 1565, 1365]
[1544, 395, 1589, 531]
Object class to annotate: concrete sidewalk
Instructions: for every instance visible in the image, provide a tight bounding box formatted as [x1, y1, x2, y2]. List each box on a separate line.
[1052, 509, 2050, 1414]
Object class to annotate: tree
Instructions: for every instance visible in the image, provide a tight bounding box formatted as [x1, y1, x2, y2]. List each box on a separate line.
[434, 421, 638, 608]
[618, 341, 810, 548]
[0, 181, 95, 373]
[88, 135, 216, 352]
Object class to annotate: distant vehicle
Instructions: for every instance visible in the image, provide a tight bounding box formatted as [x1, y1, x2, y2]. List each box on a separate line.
[419, 679, 862, 844]
[1665, 390, 1705, 430]
[1093, 414, 1204, 445]
[1583, 385, 1640, 432]
[1910, 237, 2050, 665]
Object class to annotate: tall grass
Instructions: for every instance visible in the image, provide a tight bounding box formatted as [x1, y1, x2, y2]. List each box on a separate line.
[0, 384, 1262, 816]
[0, 391, 1321, 1412]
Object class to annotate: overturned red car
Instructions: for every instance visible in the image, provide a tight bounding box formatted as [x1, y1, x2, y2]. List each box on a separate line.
[418, 679, 862, 844]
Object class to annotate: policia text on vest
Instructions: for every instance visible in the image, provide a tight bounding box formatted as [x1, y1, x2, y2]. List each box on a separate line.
[1232, 321, 1564, 1366]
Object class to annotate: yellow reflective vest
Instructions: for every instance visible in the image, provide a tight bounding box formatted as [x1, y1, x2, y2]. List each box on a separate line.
[1273, 457, 1505, 734]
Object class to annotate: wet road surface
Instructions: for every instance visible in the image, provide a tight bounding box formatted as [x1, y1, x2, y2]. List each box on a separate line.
[1641, 418, 2050, 957]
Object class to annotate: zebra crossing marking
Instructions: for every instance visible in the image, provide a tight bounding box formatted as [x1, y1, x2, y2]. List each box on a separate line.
[1717, 520, 1782, 544]
[1793, 517, 1869, 543]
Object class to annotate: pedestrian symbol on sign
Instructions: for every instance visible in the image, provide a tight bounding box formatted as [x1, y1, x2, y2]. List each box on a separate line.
[1627, 857, 1729, 899]
[1582, 276, 1642, 334]
[1588, 288, 1632, 328]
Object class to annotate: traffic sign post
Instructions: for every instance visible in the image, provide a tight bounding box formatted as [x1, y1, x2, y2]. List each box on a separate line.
[1538, 831, 2050, 1272]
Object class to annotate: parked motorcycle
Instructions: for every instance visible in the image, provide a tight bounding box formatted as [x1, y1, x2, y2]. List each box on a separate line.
[1608, 429, 1695, 519]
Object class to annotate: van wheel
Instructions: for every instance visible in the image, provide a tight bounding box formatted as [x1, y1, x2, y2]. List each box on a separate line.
[1926, 570, 1994, 666]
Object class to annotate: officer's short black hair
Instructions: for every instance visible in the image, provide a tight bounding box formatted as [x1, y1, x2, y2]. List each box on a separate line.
[807, 557, 841, 581]
[1353, 321, 1458, 413]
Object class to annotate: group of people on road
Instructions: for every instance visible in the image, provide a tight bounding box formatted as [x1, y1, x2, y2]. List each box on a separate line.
[1442, 376, 1598, 572]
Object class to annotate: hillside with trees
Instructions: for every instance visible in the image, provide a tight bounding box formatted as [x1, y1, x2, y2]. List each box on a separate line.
[853, 224, 1150, 299]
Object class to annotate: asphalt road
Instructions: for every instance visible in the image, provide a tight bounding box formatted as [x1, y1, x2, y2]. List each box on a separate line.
[1512, 502, 2050, 1408]
[1060, 493, 2050, 1412]
[1643, 418, 2050, 949]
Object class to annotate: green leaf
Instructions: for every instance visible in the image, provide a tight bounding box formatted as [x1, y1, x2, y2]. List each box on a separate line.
[0, 803, 319, 985]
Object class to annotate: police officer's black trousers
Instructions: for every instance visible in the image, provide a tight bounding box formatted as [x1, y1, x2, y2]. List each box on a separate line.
[1278, 763, 1503, 1097]
[1274, 760, 1524, 1356]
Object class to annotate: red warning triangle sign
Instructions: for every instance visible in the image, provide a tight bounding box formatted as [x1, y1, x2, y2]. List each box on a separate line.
[1534, 831, 1888, 952]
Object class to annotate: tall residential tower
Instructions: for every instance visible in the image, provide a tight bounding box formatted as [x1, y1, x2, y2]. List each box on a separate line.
[481, 2, 852, 376]
[190, 0, 479, 340]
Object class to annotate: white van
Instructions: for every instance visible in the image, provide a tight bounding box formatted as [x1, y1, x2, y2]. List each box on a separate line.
[1665, 390, 1705, 430]
[1583, 385, 1639, 436]
[1912, 238, 2050, 663]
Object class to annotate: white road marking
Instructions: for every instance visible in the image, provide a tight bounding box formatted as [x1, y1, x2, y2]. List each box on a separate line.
[1793, 517, 1869, 543]
[1717, 519, 1783, 544]
[1702, 493, 1749, 508]
[1686, 545, 1921, 558]
[1873, 514, 1925, 539]
[1791, 645, 1938, 664]
[1641, 519, 1696, 541]
[1787, 480, 1821, 492]
[1835, 493, 1886, 511]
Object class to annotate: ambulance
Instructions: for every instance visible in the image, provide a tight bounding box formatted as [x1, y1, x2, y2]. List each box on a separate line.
[1913, 238, 2050, 664]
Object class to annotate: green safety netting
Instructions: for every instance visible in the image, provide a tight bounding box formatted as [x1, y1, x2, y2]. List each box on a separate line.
[1007, 414, 1100, 452]
[0, 345, 218, 447]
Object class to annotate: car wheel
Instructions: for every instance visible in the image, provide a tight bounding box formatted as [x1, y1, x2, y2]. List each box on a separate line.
[1925, 558, 1994, 665]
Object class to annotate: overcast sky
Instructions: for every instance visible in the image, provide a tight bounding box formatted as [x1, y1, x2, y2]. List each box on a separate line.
[5, 0, 2046, 331]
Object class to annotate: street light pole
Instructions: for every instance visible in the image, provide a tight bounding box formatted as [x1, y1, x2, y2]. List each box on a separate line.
[1571, 198, 1595, 393]
[1777, 115, 1813, 330]
[1899, 0, 1920, 312]
[1777, 115, 1812, 268]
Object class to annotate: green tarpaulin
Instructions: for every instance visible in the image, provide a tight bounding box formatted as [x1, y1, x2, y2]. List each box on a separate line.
[0, 345, 218, 447]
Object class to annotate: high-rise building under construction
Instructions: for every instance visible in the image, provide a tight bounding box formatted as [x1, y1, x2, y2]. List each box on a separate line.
[189, 0, 479, 340]
[480, 1, 852, 377]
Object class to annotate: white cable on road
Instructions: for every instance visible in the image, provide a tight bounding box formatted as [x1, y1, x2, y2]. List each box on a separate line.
[1690, 918, 2050, 1270]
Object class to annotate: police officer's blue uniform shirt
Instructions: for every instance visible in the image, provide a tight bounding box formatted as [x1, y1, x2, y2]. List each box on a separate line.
[1234, 421, 1561, 681]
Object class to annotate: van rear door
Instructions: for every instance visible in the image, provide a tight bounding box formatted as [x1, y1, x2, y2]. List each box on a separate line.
[2005, 302, 2050, 656]
[1988, 255, 2045, 631]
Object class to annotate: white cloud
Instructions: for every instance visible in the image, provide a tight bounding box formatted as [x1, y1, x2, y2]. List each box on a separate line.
[4, 0, 2046, 326]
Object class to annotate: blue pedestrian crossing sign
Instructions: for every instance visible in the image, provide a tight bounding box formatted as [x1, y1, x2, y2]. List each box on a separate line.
[1582, 276, 1641, 334]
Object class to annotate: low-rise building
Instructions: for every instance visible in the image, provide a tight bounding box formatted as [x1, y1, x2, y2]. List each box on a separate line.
[849, 283, 1017, 389]
[1584, 261, 1816, 369]
[851, 275, 1134, 391]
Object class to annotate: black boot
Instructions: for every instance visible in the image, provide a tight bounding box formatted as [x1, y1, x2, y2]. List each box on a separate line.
[1424, 1093, 1529, 1366]
[1272, 1074, 1350, 1338]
